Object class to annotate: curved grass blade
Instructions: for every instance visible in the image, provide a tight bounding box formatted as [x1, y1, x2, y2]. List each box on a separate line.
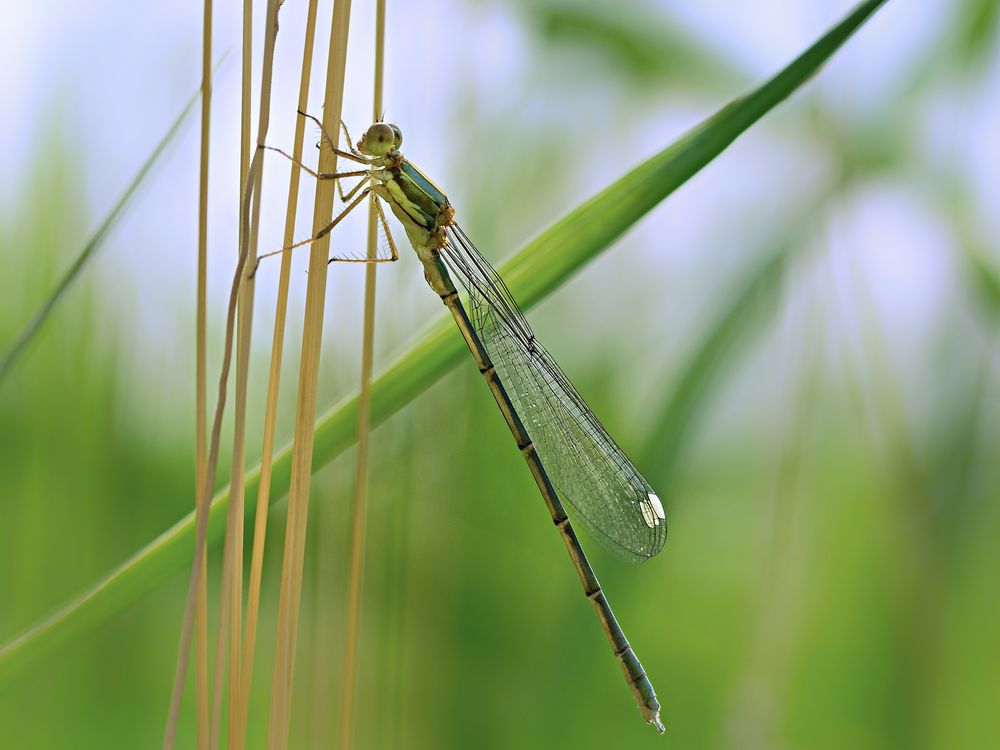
[0, 0, 890, 685]
[0, 60, 227, 384]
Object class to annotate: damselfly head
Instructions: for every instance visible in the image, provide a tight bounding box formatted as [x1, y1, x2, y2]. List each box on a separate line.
[359, 122, 402, 156]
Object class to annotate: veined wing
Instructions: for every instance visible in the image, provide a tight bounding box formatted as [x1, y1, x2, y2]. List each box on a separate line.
[441, 225, 666, 562]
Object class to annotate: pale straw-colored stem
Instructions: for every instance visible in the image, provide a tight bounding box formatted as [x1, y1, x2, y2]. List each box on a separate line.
[163, 2, 283, 748]
[212, 1, 256, 745]
[267, 3, 353, 748]
[338, 3, 386, 748]
[195, 2, 214, 749]
[161, 117, 260, 750]
[233, 0, 322, 748]
[208, 0, 257, 740]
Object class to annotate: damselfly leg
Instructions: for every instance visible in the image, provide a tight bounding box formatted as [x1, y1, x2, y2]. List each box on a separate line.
[263, 145, 369, 183]
[339, 121, 365, 158]
[254, 125, 400, 271]
[298, 109, 372, 167]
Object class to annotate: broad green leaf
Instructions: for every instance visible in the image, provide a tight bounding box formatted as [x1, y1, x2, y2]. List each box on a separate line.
[0, 0, 889, 684]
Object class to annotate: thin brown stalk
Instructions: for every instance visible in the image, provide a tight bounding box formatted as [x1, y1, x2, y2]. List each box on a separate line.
[164, 3, 282, 748]
[339, 3, 386, 748]
[209, 555, 230, 748]
[268, 3, 353, 748]
[209, 3, 255, 745]
[226, 0, 257, 742]
[161, 106, 260, 750]
[223, 1, 288, 747]
[223, 215, 256, 747]
[195, 2, 214, 749]
[235, 1, 322, 747]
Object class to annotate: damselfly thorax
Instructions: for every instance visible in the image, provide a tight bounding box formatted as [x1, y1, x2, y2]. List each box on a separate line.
[375, 160, 455, 266]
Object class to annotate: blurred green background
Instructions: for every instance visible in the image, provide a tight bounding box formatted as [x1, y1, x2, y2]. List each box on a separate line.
[2, 0, 999, 748]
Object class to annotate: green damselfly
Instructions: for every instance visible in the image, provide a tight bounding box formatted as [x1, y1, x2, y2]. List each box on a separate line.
[262, 116, 668, 732]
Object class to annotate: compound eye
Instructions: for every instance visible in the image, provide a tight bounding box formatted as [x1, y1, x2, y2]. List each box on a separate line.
[365, 123, 395, 154]
[389, 124, 403, 149]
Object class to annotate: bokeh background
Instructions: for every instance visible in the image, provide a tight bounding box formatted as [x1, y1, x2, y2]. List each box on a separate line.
[2, 0, 999, 748]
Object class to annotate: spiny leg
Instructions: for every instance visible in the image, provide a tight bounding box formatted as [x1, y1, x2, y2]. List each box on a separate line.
[324, 197, 399, 265]
[336, 175, 357, 203]
[338, 174, 370, 204]
[252, 187, 372, 274]
[265, 144, 369, 205]
[340, 121, 364, 158]
[375, 197, 399, 262]
[299, 108, 338, 155]
[327, 196, 400, 265]
[334, 121, 367, 201]
[265, 145, 370, 182]
[298, 109, 373, 166]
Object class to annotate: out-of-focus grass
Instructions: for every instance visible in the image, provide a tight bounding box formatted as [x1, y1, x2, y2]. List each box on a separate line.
[639, 236, 792, 480]
[0, 144, 198, 747]
[0, 0, 889, 686]
[2, 1, 1000, 748]
[524, 0, 745, 92]
[0, 81, 201, 384]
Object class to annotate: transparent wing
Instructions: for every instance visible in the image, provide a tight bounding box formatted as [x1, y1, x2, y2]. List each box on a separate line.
[441, 225, 667, 562]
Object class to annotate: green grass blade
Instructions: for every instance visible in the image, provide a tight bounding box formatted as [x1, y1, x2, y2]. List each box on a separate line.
[0, 55, 228, 385]
[0, 0, 889, 684]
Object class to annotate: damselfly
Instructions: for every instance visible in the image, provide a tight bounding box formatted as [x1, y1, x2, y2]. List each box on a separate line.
[263, 116, 668, 732]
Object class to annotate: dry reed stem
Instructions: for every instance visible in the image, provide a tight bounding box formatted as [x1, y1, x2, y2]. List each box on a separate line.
[195, 2, 214, 749]
[223, 1, 287, 747]
[161, 123, 258, 750]
[163, 3, 282, 747]
[209, 553, 231, 747]
[208, 3, 255, 744]
[268, 3, 353, 747]
[338, 3, 386, 747]
[223, 0, 258, 741]
[223, 231, 256, 747]
[235, 1, 322, 747]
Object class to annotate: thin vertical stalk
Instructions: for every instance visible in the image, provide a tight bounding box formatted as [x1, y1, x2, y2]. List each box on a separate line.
[209, 3, 255, 745]
[268, 3, 353, 748]
[227, 0, 258, 739]
[339, 3, 385, 748]
[162, 94, 254, 750]
[234, 0, 322, 747]
[163, 2, 282, 748]
[195, 2, 214, 748]
[223, 177, 255, 745]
